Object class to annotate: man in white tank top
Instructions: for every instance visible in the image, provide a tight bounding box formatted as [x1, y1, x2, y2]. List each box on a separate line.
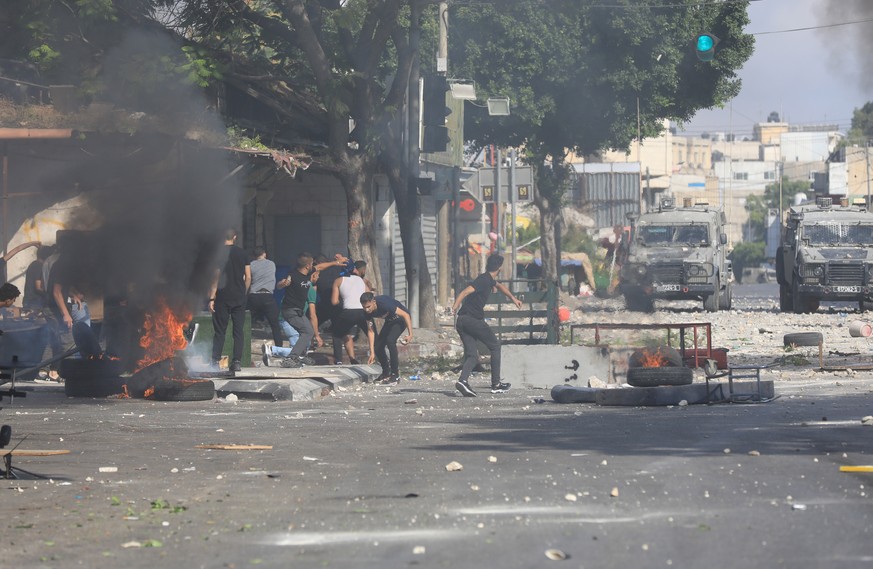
[330, 261, 375, 365]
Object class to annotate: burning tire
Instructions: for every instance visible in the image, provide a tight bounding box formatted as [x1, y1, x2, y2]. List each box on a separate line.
[626, 366, 693, 387]
[628, 346, 683, 368]
[147, 378, 215, 401]
[783, 332, 822, 347]
[60, 358, 126, 398]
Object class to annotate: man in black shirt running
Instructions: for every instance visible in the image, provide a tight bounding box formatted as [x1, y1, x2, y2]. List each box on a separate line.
[451, 254, 521, 397]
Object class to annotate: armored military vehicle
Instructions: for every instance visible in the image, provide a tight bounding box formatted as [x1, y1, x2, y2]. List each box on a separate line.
[620, 198, 732, 312]
[776, 197, 873, 313]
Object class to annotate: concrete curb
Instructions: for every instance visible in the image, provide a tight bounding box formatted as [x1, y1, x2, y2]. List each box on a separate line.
[213, 364, 382, 401]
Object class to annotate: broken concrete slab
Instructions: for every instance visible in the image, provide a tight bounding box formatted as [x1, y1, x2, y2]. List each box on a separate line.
[212, 364, 382, 401]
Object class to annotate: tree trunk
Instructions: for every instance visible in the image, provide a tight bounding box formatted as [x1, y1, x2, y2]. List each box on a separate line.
[337, 153, 383, 293]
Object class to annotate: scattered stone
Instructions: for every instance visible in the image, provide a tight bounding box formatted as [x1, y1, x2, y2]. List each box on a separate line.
[609, 487, 619, 498]
[413, 545, 426, 555]
[862, 416, 873, 426]
[445, 461, 463, 472]
[678, 400, 689, 407]
[723, 448, 731, 454]
[225, 393, 238, 402]
[545, 549, 568, 561]
[588, 376, 607, 389]
[404, 399, 418, 405]
[792, 503, 807, 511]
[564, 493, 577, 502]
[488, 456, 497, 463]
[748, 450, 761, 456]
[99, 466, 118, 473]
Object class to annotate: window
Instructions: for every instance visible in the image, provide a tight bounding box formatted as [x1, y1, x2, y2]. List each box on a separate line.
[764, 171, 776, 180]
[733, 172, 748, 181]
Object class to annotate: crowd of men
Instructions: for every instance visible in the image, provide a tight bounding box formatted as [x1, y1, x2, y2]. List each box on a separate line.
[209, 228, 411, 384]
[4, 227, 515, 396]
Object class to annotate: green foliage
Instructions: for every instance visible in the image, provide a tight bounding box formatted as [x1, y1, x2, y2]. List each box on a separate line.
[27, 43, 60, 71]
[744, 176, 809, 239]
[75, 0, 117, 21]
[848, 101, 873, 144]
[729, 240, 765, 282]
[562, 224, 597, 256]
[516, 221, 541, 251]
[227, 126, 270, 151]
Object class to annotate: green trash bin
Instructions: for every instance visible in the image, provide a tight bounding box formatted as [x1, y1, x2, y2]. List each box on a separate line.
[191, 311, 252, 367]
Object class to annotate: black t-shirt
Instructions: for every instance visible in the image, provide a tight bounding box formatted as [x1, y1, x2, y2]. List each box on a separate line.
[316, 265, 342, 303]
[281, 268, 311, 311]
[0, 257, 6, 283]
[215, 245, 249, 303]
[371, 295, 408, 321]
[458, 272, 496, 320]
[23, 260, 45, 307]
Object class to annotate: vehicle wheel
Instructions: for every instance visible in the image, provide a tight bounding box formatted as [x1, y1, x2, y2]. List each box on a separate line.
[792, 280, 809, 314]
[626, 366, 693, 387]
[624, 292, 654, 313]
[628, 345, 683, 368]
[779, 283, 793, 312]
[783, 332, 823, 347]
[719, 279, 732, 311]
[146, 378, 215, 401]
[60, 359, 126, 398]
[703, 275, 720, 312]
[775, 248, 785, 286]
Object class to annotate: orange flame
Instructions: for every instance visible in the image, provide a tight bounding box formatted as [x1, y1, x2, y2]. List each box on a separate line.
[135, 298, 191, 372]
[639, 348, 668, 368]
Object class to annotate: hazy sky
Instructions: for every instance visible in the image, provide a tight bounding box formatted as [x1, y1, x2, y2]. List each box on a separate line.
[681, 0, 870, 138]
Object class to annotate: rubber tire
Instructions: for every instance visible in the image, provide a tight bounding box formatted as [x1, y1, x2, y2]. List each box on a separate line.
[551, 385, 598, 403]
[779, 283, 793, 312]
[61, 359, 126, 398]
[148, 378, 215, 401]
[783, 332, 823, 347]
[626, 366, 693, 387]
[628, 345, 683, 368]
[624, 292, 654, 313]
[719, 279, 732, 311]
[703, 275, 720, 313]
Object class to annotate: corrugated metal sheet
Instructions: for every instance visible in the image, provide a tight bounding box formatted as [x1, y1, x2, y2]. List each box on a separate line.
[392, 206, 407, 305]
[574, 172, 641, 229]
[390, 196, 439, 306]
[421, 195, 438, 300]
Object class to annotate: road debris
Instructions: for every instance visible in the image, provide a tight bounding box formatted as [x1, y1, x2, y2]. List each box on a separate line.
[545, 549, 568, 561]
[445, 461, 463, 472]
[196, 444, 273, 450]
[610, 487, 619, 498]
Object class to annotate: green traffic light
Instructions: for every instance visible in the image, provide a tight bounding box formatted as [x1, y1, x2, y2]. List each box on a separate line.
[695, 33, 719, 62]
[696, 35, 714, 52]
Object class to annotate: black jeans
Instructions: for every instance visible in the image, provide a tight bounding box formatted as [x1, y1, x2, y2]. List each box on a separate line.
[455, 314, 501, 386]
[331, 308, 367, 364]
[375, 317, 406, 375]
[212, 298, 246, 363]
[247, 292, 283, 346]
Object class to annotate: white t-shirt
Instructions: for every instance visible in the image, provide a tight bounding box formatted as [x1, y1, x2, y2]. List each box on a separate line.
[338, 275, 367, 309]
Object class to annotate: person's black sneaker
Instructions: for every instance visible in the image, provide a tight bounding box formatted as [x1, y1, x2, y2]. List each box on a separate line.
[349, 358, 360, 365]
[280, 357, 303, 368]
[379, 374, 400, 386]
[230, 360, 242, 373]
[373, 372, 390, 383]
[490, 381, 511, 394]
[297, 355, 316, 366]
[455, 380, 477, 397]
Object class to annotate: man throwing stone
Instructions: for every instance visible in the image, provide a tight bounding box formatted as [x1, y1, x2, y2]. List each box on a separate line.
[451, 254, 521, 397]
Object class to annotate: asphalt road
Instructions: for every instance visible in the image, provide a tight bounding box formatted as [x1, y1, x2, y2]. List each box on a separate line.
[2, 285, 873, 569]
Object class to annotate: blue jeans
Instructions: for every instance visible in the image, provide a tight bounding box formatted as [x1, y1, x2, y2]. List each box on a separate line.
[280, 319, 299, 348]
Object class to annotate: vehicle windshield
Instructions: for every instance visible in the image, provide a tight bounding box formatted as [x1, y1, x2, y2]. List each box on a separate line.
[802, 223, 873, 246]
[638, 224, 709, 246]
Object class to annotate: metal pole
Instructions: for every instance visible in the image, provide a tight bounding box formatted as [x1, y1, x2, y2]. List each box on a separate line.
[2, 143, 7, 254]
[860, 139, 870, 208]
[510, 148, 517, 282]
[495, 147, 502, 255]
[436, 1, 449, 306]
